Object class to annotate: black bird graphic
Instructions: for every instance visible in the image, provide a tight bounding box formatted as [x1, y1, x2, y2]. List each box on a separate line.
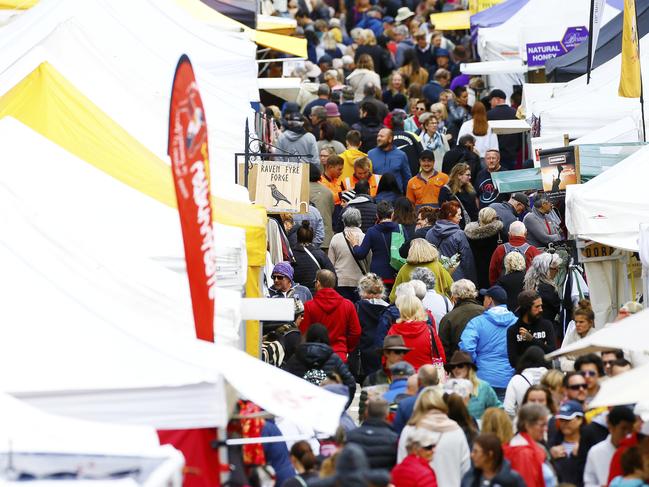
[268, 184, 291, 206]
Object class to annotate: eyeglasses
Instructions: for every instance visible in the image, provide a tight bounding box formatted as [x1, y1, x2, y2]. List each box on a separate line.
[580, 370, 598, 378]
[271, 274, 287, 281]
[568, 383, 587, 391]
[421, 444, 437, 450]
[415, 106, 426, 111]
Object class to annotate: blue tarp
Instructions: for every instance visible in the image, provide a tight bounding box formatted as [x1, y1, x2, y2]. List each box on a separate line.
[470, 0, 529, 43]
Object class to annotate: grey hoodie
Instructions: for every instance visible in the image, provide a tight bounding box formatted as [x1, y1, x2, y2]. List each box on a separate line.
[276, 128, 319, 165]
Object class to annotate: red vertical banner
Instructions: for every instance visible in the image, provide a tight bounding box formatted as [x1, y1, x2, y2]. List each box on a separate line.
[168, 55, 216, 342]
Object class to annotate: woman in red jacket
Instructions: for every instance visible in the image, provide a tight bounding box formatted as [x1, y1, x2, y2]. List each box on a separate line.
[387, 294, 440, 370]
[391, 427, 439, 487]
[504, 403, 555, 487]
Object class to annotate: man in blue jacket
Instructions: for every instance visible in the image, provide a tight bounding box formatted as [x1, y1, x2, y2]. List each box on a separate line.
[368, 128, 411, 192]
[458, 285, 517, 401]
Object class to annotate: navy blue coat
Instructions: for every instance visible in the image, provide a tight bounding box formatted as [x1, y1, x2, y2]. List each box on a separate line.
[426, 219, 477, 283]
[354, 221, 401, 280]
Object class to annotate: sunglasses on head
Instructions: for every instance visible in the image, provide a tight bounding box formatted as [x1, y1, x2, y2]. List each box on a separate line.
[568, 383, 587, 391]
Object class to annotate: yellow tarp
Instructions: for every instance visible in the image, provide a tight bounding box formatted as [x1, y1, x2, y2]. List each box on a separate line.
[0, 62, 267, 267]
[175, 0, 306, 58]
[430, 10, 471, 30]
[0, 0, 37, 8]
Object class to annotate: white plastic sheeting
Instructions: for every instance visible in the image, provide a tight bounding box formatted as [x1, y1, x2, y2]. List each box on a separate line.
[0, 0, 258, 190]
[0, 119, 347, 435]
[0, 394, 184, 487]
[566, 144, 649, 251]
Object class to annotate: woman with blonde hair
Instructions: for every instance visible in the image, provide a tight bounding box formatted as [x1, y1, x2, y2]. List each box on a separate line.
[464, 207, 504, 290]
[430, 102, 449, 134]
[438, 162, 479, 227]
[497, 251, 526, 311]
[540, 369, 565, 408]
[386, 294, 440, 369]
[445, 351, 501, 420]
[389, 238, 453, 302]
[457, 101, 499, 158]
[347, 53, 381, 102]
[382, 71, 407, 106]
[398, 386, 471, 486]
[481, 407, 514, 444]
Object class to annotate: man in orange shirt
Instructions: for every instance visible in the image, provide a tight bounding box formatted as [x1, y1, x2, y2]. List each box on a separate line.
[406, 150, 449, 207]
[341, 156, 381, 197]
[320, 154, 345, 205]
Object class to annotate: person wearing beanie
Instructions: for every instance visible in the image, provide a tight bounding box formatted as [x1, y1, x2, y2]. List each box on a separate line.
[268, 261, 313, 304]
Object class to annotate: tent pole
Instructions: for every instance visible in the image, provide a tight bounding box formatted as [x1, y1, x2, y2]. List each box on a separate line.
[635, 0, 647, 142]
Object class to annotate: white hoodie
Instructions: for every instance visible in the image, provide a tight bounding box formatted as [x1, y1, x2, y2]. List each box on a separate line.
[503, 366, 548, 417]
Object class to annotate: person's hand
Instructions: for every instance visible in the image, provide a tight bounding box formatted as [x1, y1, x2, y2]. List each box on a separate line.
[519, 327, 533, 341]
[550, 445, 566, 459]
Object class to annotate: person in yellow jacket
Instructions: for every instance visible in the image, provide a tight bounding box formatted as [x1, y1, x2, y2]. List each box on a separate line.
[340, 129, 368, 179]
[341, 156, 381, 197]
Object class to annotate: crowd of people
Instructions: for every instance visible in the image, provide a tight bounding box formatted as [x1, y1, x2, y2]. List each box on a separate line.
[246, 1, 649, 486]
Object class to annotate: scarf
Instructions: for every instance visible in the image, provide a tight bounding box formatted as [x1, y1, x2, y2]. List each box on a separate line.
[422, 131, 443, 151]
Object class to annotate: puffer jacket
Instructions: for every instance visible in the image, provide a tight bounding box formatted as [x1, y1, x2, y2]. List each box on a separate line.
[391, 454, 438, 487]
[461, 459, 525, 487]
[464, 219, 504, 290]
[346, 418, 399, 470]
[458, 305, 518, 388]
[291, 244, 336, 294]
[282, 342, 356, 405]
[426, 219, 477, 283]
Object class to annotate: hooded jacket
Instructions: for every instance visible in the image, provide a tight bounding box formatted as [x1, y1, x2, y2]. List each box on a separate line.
[464, 219, 504, 290]
[354, 221, 401, 280]
[398, 410, 471, 487]
[356, 298, 390, 376]
[276, 127, 319, 165]
[387, 320, 439, 370]
[300, 288, 361, 361]
[459, 305, 518, 388]
[503, 366, 548, 417]
[351, 116, 383, 152]
[426, 219, 477, 283]
[461, 458, 525, 487]
[282, 342, 356, 405]
[523, 207, 562, 248]
[504, 432, 547, 487]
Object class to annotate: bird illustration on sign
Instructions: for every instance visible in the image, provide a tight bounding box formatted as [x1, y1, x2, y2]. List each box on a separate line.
[268, 184, 292, 207]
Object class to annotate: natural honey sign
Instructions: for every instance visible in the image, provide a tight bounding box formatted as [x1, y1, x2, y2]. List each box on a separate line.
[249, 161, 309, 213]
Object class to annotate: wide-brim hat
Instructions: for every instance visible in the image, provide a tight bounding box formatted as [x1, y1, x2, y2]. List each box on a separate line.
[382, 334, 412, 352]
[444, 351, 477, 372]
[395, 6, 414, 22]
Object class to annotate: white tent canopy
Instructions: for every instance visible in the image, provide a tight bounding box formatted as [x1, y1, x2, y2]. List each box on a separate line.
[591, 361, 649, 408]
[0, 0, 258, 189]
[0, 394, 184, 486]
[570, 116, 641, 145]
[546, 309, 649, 360]
[0, 118, 346, 435]
[566, 144, 649, 251]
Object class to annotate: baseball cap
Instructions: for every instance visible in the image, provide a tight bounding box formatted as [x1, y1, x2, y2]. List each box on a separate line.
[479, 285, 508, 305]
[389, 361, 415, 378]
[383, 15, 395, 24]
[511, 192, 530, 209]
[435, 48, 450, 58]
[556, 400, 584, 420]
[489, 89, 507, 100]
[420, 149, 435, 160]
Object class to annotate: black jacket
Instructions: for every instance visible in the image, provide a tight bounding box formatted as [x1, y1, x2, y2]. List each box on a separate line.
[282, 342, 356, 405]
[339, 101, 360, 127]
[345, 418, 399, 470]
[548, 427, 585, 486]
[487, 104, 521, 168]
[291, 244, 336, 294]
[392, 130, 422, 176]
[475, 167, 507, 208]
[464, 219, 504, 290]
[538, 281, 561, 325]
[438, 186, 480, 225]
[461, 459, 525, 487]
[442, 145, 481, 182]
[356, 299, 390, 376]
[497, 270, 525, 312]
[343, 196, 378, 234]
[506, 317, 557, 368]
[351, 117, 384, 152]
